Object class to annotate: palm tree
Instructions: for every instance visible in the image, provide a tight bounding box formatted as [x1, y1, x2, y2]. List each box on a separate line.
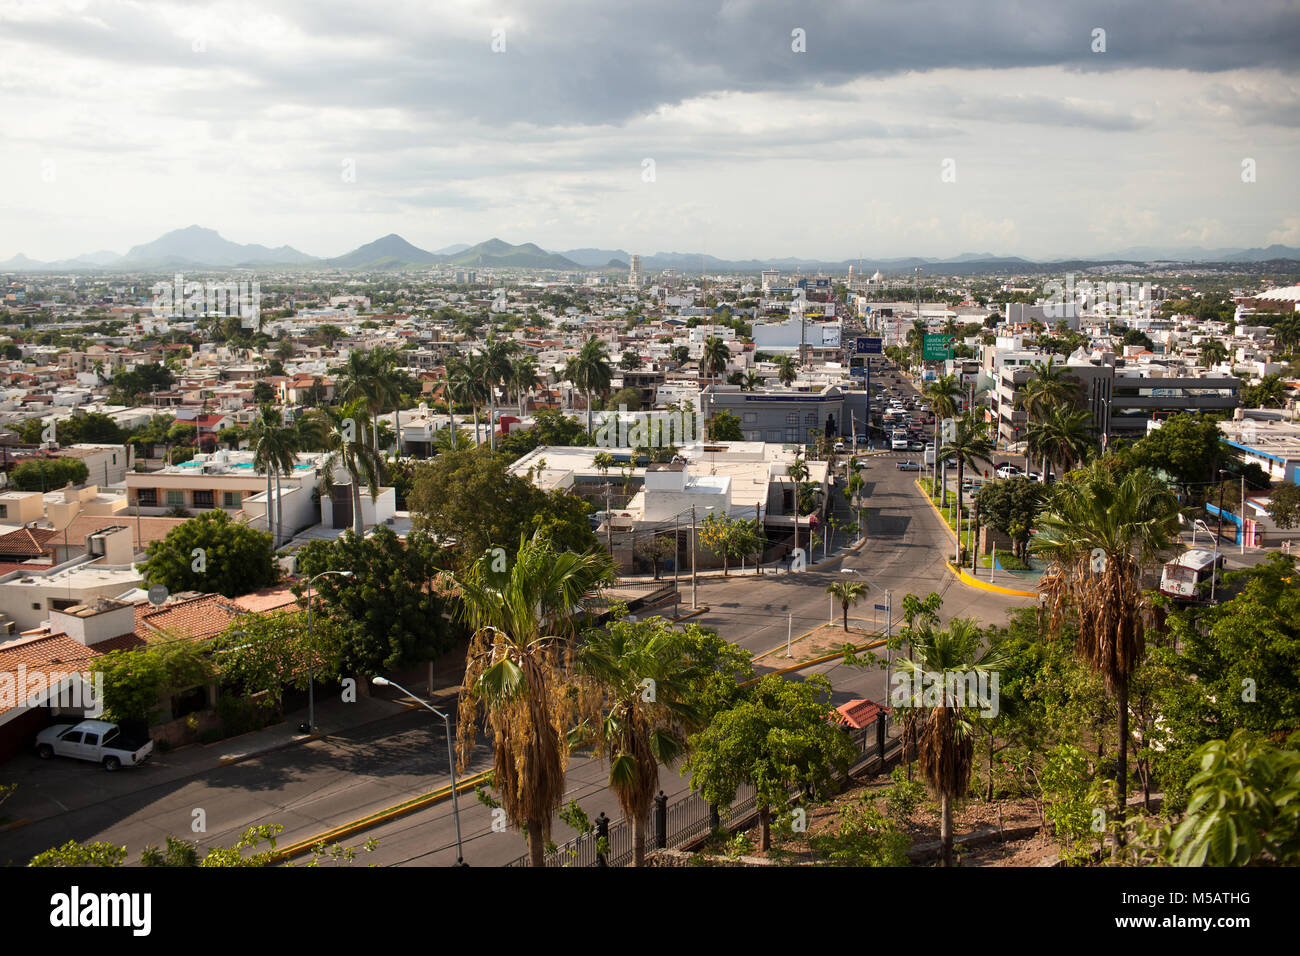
[894, 618, 1007, 866]
[1025, 403, 1093, 480]
[463, 352, 491, 444]
[788, 455, 809, 558]
[1245, 372, 1289, 409]
[593, 451, 615, 481]
[247, 405, 297, 547]
[564, 338, 613, 437]
[742, 371, 763, 391]
[826, 580, 866, 631]
[443, 356, 472, 441]
[938, 413, 994, 551]
[1017, 356, 1082, 421]
[569, 622, 698, 866]
[338, 347, 403, 468]
[1032, 465, 1181, 841]
[1272, 314, 1300, 355]
[922, 374, 963, 422]
[1198, 339, 1229, 367]
[453, 533, 615, 867]
[315, 400, 381, 537]
[480, 334, 520, 452]
[906, 319, 927, 364]
[774, 355, 797, 387]
[508, 355, 540, 418]
[700, 335, 731, 382]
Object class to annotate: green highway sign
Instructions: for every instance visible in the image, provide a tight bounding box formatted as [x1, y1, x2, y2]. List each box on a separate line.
[922, 334, 955, 361]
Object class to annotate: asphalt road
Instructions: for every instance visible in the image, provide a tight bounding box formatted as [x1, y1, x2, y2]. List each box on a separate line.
[1, 412, 1036, 867]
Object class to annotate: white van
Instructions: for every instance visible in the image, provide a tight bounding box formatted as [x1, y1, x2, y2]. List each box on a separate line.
[891, 431, 910, 450]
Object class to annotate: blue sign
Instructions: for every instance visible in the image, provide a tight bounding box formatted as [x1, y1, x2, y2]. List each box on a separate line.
[873, 604, 888, 611]
[855, 336, 883, 355]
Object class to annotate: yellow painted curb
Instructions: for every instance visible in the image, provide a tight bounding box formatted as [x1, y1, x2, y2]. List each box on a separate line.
[945, 561, 1039, 598]
[747, 637, 888, 683]
[269, 768, 494, 862]
[915, 479, 959, 543]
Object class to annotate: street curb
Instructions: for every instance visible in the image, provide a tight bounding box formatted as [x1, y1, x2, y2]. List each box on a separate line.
[944, 561, 1039, 598]
[670, 606, 710, 622]
[915, 479, 959, 544]
[748, 637, 888, 682]
[269, 768, 495, 863]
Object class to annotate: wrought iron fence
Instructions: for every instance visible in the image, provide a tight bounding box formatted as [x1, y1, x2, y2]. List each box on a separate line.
[504, 713, 892, 867]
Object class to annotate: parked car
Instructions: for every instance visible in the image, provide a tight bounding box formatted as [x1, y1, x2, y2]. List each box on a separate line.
[35, 719, 154, 771]
[995, 464, 1022, 479]
[897, 460, 921, 471]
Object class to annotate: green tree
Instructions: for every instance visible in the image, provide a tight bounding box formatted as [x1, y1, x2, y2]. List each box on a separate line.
[892, 618, 1007, 865]
[826, 580, 866, 631]
[1033, 464, 1182, 837]
[410, 448, 597, 564]
[1025, 403, 1093, 480]
[974, 476, 1048, 558]
[9, 457, 89, 492]
[453, 533, 615, 866]
[938, 412, 994, 541]
[1267, 481, 1300, 529]
[564, 337, 613, 437]
[294, 526, 457, 675]
[698, 512, 761, 576]
[707, 409, 744, 442]
[685, 674, 856, 851]
[774, 354, 797, 386]
[700, 335, 731, 381]
[1129, 412, 1229, 496]
[140, 510, 277, 598]
[619, 350, 642, 371]
[569, 618, 701, 866]
[311, 400, 381, 538]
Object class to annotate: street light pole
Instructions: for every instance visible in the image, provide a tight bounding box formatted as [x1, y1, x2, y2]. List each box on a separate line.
[304, 569, 353, 733]
[690, 505, 698, 610]
[371, 676, 466, 865]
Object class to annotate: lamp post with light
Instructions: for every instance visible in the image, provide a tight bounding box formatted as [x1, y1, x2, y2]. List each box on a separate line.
[302, 569, 354, 733]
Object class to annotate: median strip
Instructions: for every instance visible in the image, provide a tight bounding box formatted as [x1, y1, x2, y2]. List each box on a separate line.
[268, 768, 494, 863]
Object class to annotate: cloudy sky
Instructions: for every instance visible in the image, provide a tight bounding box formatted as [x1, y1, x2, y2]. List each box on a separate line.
[2, 0, 1298, 262]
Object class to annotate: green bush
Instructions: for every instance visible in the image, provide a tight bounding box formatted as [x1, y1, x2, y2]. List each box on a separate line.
[216, 694, 278, 737]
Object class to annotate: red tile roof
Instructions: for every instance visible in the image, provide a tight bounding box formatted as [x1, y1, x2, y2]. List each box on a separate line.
[133, 594, 245, 643]
[0, 526, 56, 558]
[835, 699, 883, 730]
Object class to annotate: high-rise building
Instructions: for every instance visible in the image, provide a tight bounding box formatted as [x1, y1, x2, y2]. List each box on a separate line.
[761, 268, 779, 292]
[628, 254, 642, 288]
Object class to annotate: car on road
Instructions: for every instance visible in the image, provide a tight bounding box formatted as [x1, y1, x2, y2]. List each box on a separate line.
[896, 460, 921, 471]
[908, 440, 925, 451]
[833, 440, 846, 453]
[995, 464, 1022, 479]
[35, 719, 153, 771]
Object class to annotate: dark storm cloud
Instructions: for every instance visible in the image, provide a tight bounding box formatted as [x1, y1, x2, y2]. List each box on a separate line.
[6, 0, 1299, 128]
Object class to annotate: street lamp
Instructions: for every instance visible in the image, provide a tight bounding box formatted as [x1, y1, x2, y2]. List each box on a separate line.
[372, 676, 466, 866]
[302, 569, 354, 733]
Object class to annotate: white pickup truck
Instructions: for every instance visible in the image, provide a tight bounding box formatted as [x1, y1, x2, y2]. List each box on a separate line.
[35, 719, 154, 771]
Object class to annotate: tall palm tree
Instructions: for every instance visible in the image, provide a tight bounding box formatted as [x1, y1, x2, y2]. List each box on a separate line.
[894, 618, 1007, 866]
[1247, 372, 1289, 409]
[1032, 465, 1182, 840]
[938, 413, 994, 552]
[700, 335, 731, 382]
[315, 400, 381, 537]
[1272, 314, 1300, 354]
[564, 338, 613, 437]
[463, 352, 491, 445]
[453, 533, 615, 867]
[247, 405, 298, 547]
[1017, 356, 1082, 422]
[338, 347, 403, 468]
[568, 622, 698, 866]
[480, 334, 520, 451]
[774, 355, 797, 387]
[508, 355, 540, 418]
[1025, 403, 1093, 480]
[825, 580, 866, 631]
[922, 374, 963, 422]
[443, 356, 472, 441]
[906, 319, 927, 364]
[788, 455, 809, 558]
[742, 371, 763, 391]
[1198, 339, 1229, 367]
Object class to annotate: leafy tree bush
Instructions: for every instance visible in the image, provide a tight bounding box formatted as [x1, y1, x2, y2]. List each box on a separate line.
[8, 457, 88, 491]
[140, 510, 278, 598]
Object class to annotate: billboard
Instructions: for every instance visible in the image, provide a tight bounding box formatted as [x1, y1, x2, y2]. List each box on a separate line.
[855, 336, 883, 354]
[922, 334, 955, 361]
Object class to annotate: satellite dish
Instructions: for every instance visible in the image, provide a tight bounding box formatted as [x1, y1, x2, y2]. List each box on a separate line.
[147, 585, 169, 606]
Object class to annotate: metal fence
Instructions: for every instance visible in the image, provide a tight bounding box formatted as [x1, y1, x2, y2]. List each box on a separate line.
[504, 712, 891, 867]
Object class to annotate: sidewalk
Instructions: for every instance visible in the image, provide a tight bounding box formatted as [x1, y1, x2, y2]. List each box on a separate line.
[0, 691, 416, 832]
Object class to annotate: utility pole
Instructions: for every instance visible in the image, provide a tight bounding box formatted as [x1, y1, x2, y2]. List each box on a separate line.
[673, 513, 680, 590]
[690, 504, 698, 609]
[1241, 474, 1246, 554]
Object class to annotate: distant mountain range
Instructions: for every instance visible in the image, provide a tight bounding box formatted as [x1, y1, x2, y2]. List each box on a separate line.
[2, 226, 1298, 274]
